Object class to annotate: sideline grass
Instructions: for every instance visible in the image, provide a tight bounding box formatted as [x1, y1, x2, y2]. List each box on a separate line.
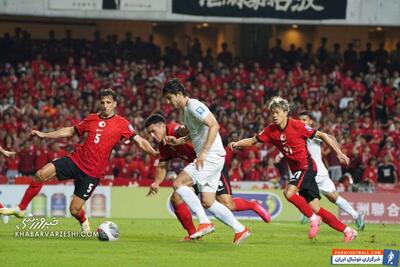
[0, 218, 398, 267]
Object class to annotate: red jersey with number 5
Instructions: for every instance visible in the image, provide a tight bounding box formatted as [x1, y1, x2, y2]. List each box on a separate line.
[159, 122, 196, 163]
[70, 113, 136, 178]
[256, 118, 316, 172]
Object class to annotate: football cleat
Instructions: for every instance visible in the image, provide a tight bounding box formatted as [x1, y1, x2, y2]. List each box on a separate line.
[308, 215, 322, 239]
[233, 227, 251, 244]
[0, 206, 26, 218]
[190, 223, 215, 239]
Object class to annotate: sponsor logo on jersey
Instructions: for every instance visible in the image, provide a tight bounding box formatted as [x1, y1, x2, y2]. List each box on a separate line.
[280, 133, 287, 142]
[98, 121, 106, 128]
[196, 106, 205, 115]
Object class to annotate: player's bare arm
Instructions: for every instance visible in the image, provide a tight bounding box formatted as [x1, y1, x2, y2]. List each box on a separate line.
[132, 135, 159, 157]
[31, 126, 76, 139]
[0, 145, 16, 157]
[196, 113, 219, 170]
[164, 135, 190, 146]
[327, 134, 341, 148]
[147, 161, 168, 197]
[315, 131, 349, 165]
[228, 136, 258, 150]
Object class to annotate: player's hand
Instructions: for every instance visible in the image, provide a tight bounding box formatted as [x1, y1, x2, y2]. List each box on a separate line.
[337, 152, 350, 165]
[195, 151, 206, 170]
[147, 182, 159, 197]
[164, 136, 178, 145]
[31, 130, 46, 138]
[1, 150, 15, 157]
[228, 142, 237, 150]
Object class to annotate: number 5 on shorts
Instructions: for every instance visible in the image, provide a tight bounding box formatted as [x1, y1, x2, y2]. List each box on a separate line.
[87, 183, 94, 193]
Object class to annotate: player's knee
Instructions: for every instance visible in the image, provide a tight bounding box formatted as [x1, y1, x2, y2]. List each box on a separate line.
[34, 171, 43, 182]
[170, 192, 183, 207]
[311, 206, 320, 213]
[201, 199, 213, 209]
[172, 180, 182, 190]
[69, 206, 80, 217]
[217, 197, 234, 211]
[326, 193, 338, 203]
[283, 189, 293, 199]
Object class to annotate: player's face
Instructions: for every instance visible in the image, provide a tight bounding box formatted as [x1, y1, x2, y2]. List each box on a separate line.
[270, 107, 288, 126]
[299, 115, 313, 127]
[146, 123, 166, 143]
[164, 93, 181, 109]
[99, 96, 117, 117]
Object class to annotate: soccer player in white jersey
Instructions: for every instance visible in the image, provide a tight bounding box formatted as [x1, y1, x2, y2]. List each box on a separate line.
[298, 111, 365, 230]
[162, 79, 250, 244]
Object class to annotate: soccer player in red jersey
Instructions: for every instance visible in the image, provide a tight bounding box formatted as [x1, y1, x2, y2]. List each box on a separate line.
[229, 96, 357, 242]
[0, 89, 158, 232]
[145, 113, 270, 241]
[0, 145, 15, 224]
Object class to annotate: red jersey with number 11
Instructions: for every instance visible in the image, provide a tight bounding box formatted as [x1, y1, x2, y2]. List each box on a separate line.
[70, 113, 136, 178]
[256, 118, 316, 172]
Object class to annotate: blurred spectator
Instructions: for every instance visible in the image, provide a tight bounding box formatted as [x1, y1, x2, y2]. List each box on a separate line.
[362, 158, 378, 185]
[378, 155, 398, 184]
[217, 42, 233, 67]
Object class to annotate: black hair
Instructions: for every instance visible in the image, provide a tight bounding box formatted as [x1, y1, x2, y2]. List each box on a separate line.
[99, 88, 117, 101]
[162, 79, 187, 96]
[144, 113, 166, 128]
[298, 110, 315, 121]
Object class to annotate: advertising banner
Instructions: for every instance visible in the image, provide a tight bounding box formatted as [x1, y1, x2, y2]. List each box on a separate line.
[48, 0, 102, 10]
[120, 0, 167, 11]
[339, 192, 400, 224]
[172, 0, 347, 20]
[0, 185, 111, 218]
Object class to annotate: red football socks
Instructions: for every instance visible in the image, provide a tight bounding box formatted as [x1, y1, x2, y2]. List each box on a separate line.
[232, 198, 254, 211]
[287, 194, 314, 218]
[173, 202, 196, 235]
[74, 208, 87, 224]
[19, 181, 44, 211]
[317, 208, 347, 232]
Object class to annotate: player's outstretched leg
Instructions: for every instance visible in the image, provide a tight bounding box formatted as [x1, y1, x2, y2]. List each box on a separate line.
[326, 192, 365, 231]
[284, 186, 321, 239]
[173, 171, 215, 239]
[70, 195, 90, 233]
[203, 193, 250, 244]
[0, 167, 52, 218]
[218, 195, 271, 223]
[310, 199, 357, 242]
[170, 191, 197, 241]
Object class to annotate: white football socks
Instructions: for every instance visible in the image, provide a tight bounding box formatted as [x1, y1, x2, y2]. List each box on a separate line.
[336, 196, 359, 220]
[175, 186, 211, 224]
[207, 201, 245, 233]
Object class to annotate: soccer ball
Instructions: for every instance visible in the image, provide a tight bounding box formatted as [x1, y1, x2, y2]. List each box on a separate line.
[97, 221, 119, 241]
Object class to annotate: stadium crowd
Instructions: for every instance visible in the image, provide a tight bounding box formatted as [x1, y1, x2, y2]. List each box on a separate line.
[0, 28, 399, 191]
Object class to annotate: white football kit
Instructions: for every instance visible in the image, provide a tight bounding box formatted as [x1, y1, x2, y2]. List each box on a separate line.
[182, 99, 226, 192]
[307, 138, 336, 194]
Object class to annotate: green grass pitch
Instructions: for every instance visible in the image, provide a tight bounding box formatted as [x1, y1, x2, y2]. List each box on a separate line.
[0, 218, 398, 267]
